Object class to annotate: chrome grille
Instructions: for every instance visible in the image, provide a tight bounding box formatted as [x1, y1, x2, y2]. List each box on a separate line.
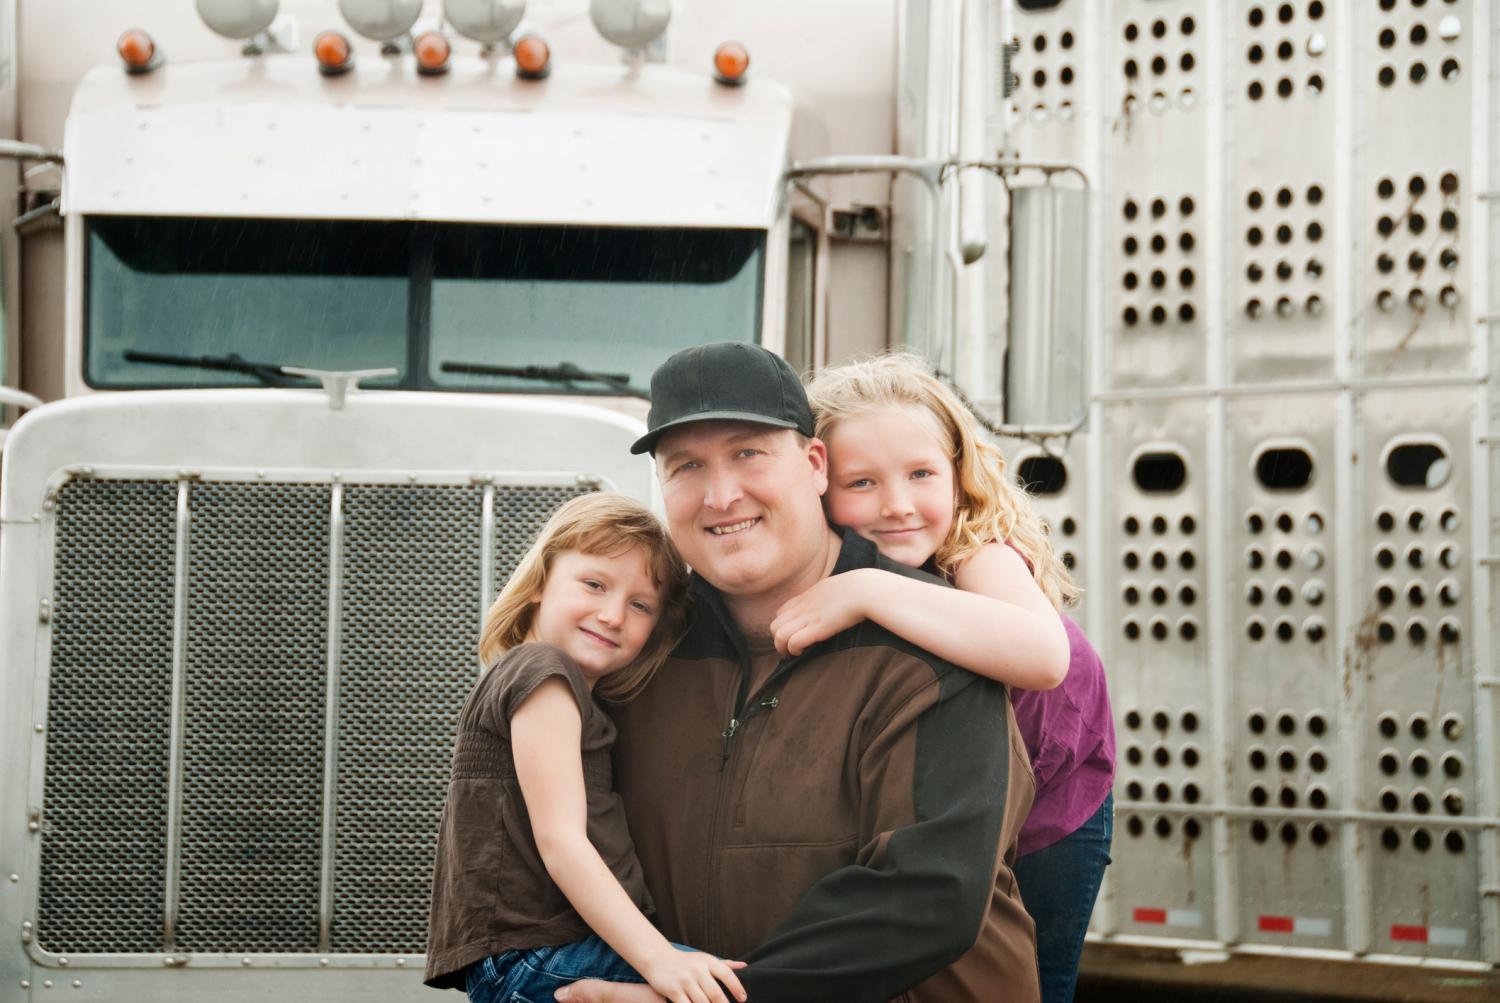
[333, 485, 483, 953]
[36, 476, 589, 956]
[178, 483, 330, 953]
[39, 481, 176, 954]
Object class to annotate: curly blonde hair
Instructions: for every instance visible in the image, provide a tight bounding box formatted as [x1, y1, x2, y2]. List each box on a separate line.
[805, 353, 1077, 610]
[477, 493, 690, 703]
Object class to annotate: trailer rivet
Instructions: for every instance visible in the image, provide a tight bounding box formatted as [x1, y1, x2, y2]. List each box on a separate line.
[8, 874, 17, 882]
[43, 980, 53, 988]
[72, 981, 81, 989]
[395, 958, 406, 968]
[20, 981, 29, 989]
[242, 958, 252, 966]
[320, 958, 329, 967]
[34, 723, 43, 733]
[57, 957, 67, 966]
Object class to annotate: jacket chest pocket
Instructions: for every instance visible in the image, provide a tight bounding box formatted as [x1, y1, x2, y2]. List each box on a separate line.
[725, 705, 859, 847]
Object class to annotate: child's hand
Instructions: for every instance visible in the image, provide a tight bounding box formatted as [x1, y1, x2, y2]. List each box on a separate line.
[639, 948, 747, 1003]
[771, 570, 876, 657]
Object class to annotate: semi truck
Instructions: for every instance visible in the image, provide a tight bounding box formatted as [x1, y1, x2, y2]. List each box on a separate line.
[0, 1, 1495, 1000]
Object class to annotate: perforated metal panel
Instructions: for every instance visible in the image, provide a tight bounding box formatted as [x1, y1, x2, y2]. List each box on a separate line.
[38, 481, 177, 954]
[493, 485, 593, 587]
[178, 482, 330, 952]
[333, 485, 484, 953]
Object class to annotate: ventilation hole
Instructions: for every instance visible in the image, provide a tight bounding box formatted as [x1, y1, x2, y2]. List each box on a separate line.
[1150, 619, 1168, 641]
[1306, 221, 1323, 241]
[1309, 823, 1329, 846]
[1275, 551, 1293, 571]
[1277, 749, 1297, 771]
[1033, 34, 1047, 53]
[1307, 714, 1326, 737]
[1155, 816, 1173, 839]
[1378, 750, 1399, 775]
[1123, 306, 1139, 326]
[1151, 55, 1167, 75]
[1250, 784, 1269, 806]
[1411, 751, 1431, 776]
[1438, 247, 1459, 270]
[1248, 712, 1267, 734]
[1150, 234, 1167, 253]
[1125, 59, 1139, 78]
[1377, 216, 1395, 236]
[1409, 250, 1427, 272]
[1150, 585, 1168, 605]
[1276, 187, 1292, 208]
[1249, 7, 1265, 27]
[1378, 65, 1395, 87]
[1151, 709, 1170, 732]
[1150, 269, 1167, 289]
[1124, 22, 1139, 42]
[1407, 583, 1426, 606]
[1305, 619, 1326, 643]
[1379, 27, 1397, 48]
[1125, 709, 1142, 729]
[1276, 712, 1296, 736]
[1017, 455, 1067, 494]
[1306, 72, 1323, 95]
[1377, 253, 1395, 273]
[1178, 619, 1197, 641]
[1250, 820, 1269, 843]
[1127, 815, 1144, 837]
[1378, 714, 1398, 738]
[1439, 209, 1458, 232]
[1412, 828, 1432, 852]
[1443, 791, 1463, 815]
[1154, 781, 1172, 802]
[1124, 235, 1139, 255]
[1441, 753, 1462, 778]
[1407, 546, 1424, 570]
[1409, 212, 1426, 234]
[1375, 510, 1396, 532]
[1279, 822, 1298, 845]
[1248, 262, 1264, 283]
[1411, 790, 1432, 814]
[1123, 515, 1140, 535]
[1377, 620, 1396, 643]
[1123, 550, 1140, 570]
[1133, 452, 1187, 493]
[1247, 619, 1265, 641]
[1308, 751, 1328, 774]
[1033, 69, 1047, 88]
[1180, 15, 1195, 36]
[1182, 746, 1200, 770]
[1179, 232, 1195, 252]
[1151, 551, 1167, 570]
[1380, 828, 1400, 851]
[1180, 267, 1196, 288]
[1376, 546, 1395, 569]
[1410, 714, 1430, 739]
[1124, 619, 1141, 640]
[1276, 260, 1294, 281]
[1441, 58, 1459, 81]
[1249, 748, 1268, 770]
[1248, 80, 1264, 100]
[1277, 77, 1293, 97]
[1445, 831, 1465, 854]
[1247, 584, 1264, 606]
[1439, 171, 1458, 194]
[1277, 39, 1293, 60]
[1061, 31, 1074, 49]
[1409, 61, 1427, 84]
[1440, 715, 1462, 741]
[1408, 620, 1427, 644]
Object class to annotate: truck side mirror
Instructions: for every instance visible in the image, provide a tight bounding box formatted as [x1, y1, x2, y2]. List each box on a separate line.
[1005, 180, 1089, 432]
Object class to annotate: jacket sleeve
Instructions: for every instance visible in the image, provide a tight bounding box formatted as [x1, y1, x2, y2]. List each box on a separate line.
[737, 662, 1017, 1002]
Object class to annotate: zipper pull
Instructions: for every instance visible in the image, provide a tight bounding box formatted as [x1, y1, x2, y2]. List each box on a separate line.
[759, 696, 780, 710]
[720, 718, 741, 768]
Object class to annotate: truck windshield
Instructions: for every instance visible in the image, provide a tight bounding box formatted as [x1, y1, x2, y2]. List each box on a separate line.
[85, 216, 764, 393]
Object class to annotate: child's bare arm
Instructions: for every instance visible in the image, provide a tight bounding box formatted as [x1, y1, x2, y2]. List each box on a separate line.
[511, 680, 747, 1003]
[770, 543, 1069, 690]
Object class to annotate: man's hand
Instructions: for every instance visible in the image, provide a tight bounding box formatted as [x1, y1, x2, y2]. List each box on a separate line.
[771, 569, 879, 657]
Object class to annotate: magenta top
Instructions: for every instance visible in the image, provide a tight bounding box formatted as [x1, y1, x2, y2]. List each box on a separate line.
[1010, 612, 1116, 856]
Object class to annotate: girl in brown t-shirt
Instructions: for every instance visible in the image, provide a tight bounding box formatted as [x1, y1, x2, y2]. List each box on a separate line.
[425, 493, 746, 1003]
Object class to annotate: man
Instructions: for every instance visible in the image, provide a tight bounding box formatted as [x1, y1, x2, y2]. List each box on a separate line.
[561, 342, 1038, 1002]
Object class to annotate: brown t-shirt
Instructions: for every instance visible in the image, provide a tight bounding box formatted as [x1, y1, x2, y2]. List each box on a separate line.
[424, 642, 653, 989]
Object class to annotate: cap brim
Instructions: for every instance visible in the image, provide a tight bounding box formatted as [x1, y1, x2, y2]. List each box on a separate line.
[630, 411, 802, 455]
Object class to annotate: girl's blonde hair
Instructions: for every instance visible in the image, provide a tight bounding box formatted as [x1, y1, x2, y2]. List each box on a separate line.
[805, 353, 1078, 610]
[478, 493, 690, 703]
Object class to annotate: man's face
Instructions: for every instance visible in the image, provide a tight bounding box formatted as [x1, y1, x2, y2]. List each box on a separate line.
[656, 421, 830, 599]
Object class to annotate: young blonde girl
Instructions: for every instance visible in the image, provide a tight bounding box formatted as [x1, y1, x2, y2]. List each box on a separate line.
[777, 354, 1116, 1003]
[425, 493, 746, 1003]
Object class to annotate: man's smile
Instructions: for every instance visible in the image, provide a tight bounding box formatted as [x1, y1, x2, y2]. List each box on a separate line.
[708, 517, 761, 536]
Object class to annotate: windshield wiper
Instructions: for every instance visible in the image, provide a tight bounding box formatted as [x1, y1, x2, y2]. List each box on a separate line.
[122, 349, 314, 388]
[439, 360, 651, 400]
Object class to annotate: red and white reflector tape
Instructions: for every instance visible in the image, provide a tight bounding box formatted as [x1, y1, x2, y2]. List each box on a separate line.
[1257, 914, 1332, 937]
[1390, 923, 1467, 946]
[1132, 907, 1202, 928]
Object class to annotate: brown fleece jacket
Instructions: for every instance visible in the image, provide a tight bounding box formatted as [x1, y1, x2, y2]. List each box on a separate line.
[612, 530, 1039, 1002]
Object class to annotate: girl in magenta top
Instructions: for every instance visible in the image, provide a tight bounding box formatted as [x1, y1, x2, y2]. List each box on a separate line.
[780, 354, 1115, 1003]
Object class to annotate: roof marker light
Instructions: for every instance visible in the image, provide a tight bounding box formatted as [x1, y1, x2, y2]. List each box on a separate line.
[713, 41, 749, 86]
[513, 35, 550, 79]
[314, 30, 354, 75]
[414, 31, 452, 74]
[117, 29, 161, 73]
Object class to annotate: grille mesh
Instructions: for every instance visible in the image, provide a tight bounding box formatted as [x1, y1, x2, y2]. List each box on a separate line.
[333, 485, 483, 953]
[38, 476, 591, 955]
[39, 481, 176, 953]
[177, 483, 330, 952]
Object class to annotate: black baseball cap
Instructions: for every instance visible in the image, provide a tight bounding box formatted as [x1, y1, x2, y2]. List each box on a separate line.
[630, 342, 814, 455]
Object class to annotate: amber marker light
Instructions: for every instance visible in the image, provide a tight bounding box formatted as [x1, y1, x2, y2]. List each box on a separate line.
[713, 41, 749, 86]
[513, 35, 551, 80]
[117, 29, 160, 73]
[314, 30, 354, 75]
[414, 31, 452, 75]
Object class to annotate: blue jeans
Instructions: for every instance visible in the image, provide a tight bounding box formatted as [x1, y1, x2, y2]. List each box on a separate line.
[1012, 792, 1113, 1003]
[466, 934, 682, 1003]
